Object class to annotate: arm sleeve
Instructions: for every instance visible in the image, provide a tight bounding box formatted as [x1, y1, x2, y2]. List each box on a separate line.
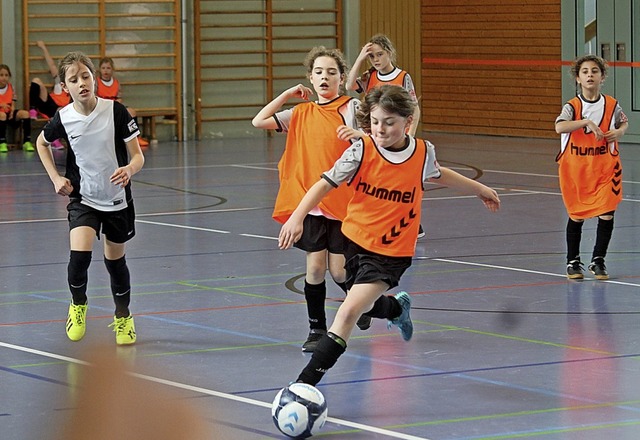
[322, 138, 364, 187]
[422, 141, 442, 182]
[341, 98, 361, 130]
[42, 112, 66, 144]
[114, 101, 139, 142]
[273, 107, 294, 133]
[403, 73, 418, 103]
[555, 103, 574, 123]
[614, 104, 629, 128]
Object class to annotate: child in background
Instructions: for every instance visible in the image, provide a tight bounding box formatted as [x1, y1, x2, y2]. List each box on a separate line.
[346, 34, 425, 238]
[555, 54, 629, 280]
[35, 51, 145, 345]
[0, 64, 34, 152]
[29, 40, 70, 149]
[252, 46, 368, 352]
[278, 85, 500, 386]
[29, 40, 71, 118]
[96, 57, 149, 147]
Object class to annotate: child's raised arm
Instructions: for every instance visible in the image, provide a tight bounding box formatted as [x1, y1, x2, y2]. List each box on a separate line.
[36, 41, 59, 79]
[252, 84, 313, 130]
[345, 43, 373, 92]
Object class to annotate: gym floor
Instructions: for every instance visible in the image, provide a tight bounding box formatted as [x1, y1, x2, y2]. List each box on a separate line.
[1, 133, 639, 439]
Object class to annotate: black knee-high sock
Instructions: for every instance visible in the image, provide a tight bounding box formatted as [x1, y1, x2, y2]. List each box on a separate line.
[68, 251, 92, 305]
[362, 295, 402, 319]
[104, 256, 131, 318]
[22, 118, 32, 142]
[305, 280, 327, 331]
[297, 332, 346, 386]
[0, 120, 7, 143]
[566, 218, 584, 262]
[592, 216, 614, 260]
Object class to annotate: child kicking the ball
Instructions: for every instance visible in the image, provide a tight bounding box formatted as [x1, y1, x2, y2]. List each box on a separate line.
[35, 51, 145, 345]
[278, 85, 500, 386]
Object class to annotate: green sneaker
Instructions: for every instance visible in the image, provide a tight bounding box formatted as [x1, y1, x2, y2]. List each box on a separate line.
[109, 315, 136, 345]
[66, 303, 88, 341]
[22, 141, 35, 151]
[0, 143, 8, 153]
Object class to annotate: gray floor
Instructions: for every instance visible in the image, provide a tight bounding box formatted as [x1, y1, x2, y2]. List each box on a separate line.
[1, 133, 639, 439]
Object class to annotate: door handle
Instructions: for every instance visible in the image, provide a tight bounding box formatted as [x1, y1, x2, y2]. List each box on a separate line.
[601, 43, 611, 61]
[616, 43, 626, 61]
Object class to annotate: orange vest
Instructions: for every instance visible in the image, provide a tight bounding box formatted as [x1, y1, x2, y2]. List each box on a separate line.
[0, 83, 14, 114]
[272, 95, 356, 223]
[342, 136, 425, 257]
[365, 68, 408, 92]
[556, 95, 622, 219]
[97, 77, 120, 100]
[50, 89, 70, 107]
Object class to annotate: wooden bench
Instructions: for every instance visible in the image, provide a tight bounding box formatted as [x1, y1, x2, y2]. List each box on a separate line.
[136, 109, 179, 144]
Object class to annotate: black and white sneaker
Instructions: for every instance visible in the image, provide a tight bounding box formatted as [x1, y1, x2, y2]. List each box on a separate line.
[566, 259, 584, 279]
[588, 257, 609, 280]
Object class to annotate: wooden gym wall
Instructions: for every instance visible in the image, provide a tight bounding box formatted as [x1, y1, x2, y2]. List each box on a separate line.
[421, 0, 562, 139]
[195, 0, 344, 139]
[22, 0, 182, 141]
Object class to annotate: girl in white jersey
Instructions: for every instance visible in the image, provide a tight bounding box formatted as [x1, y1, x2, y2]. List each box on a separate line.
[35, 52, 145, 345]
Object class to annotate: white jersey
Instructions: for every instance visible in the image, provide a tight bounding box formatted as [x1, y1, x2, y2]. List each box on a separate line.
[43, 98, 140, 211]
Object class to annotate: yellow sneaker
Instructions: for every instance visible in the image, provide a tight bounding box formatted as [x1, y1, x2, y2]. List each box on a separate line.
[0, 143, 8, 153]
[22, 141, 35, 152]
[109, 315, 136, 345]
[66, 303, 88, 341]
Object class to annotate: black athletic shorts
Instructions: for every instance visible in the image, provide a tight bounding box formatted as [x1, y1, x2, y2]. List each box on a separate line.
[67, 199, 136, 243]
[344, 239, 412, 291]
[293, 214, 347, 254]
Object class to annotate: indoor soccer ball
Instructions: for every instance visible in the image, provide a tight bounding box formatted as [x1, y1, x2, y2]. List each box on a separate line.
[271, 383, 328, 438]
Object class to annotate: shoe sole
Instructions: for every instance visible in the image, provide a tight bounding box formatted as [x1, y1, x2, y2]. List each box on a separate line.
[590, 272, 609, 280]
[566, 273, 584, 279]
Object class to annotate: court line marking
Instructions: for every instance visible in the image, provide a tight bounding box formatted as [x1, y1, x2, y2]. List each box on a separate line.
[0, 341, 430, 440]
[430, 258, 640, 288]
[4, 163, 639, 186]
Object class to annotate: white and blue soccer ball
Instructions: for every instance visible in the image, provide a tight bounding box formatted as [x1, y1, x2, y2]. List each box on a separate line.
[271, 383, 328, 438]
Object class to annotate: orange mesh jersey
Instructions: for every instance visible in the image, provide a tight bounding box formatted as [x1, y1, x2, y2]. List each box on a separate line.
[272, 95, 357, 223]
[50, 89, 70, 108]
[556, 95, 622, 219]
[342, 136, 426, 257]
[365, 68, 408, 92]
[0, 83, 14, 114]
[97, 77, 121, 101]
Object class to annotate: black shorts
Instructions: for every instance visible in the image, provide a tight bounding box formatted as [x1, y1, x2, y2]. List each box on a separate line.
[293, 214, 347, 254]
[67, 199, 136, 243]
[344, 239, 412, 291]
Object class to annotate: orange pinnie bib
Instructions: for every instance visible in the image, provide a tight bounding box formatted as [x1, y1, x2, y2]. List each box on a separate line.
[556, 95, 622, 219]
[342, 136, 425, 257]
[272, 95, 355, 223]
